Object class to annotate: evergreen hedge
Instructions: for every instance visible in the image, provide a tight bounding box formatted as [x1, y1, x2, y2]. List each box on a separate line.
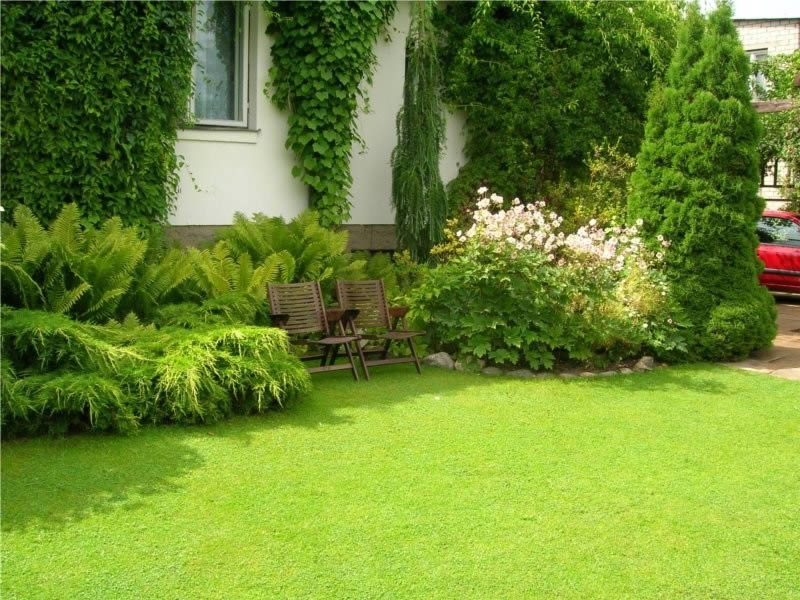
[628, 3, 776, 360]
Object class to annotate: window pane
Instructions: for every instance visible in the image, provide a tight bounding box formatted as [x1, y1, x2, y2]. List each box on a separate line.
[760, 217, 800, 246]
[195, 1, 239, 122]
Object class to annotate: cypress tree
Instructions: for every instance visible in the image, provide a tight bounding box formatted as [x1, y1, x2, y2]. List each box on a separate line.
[391, 0, 448, 261]
[628, 2, 776, 360]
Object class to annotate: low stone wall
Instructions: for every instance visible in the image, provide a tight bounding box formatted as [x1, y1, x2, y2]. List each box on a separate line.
[166, 224, 397, 251]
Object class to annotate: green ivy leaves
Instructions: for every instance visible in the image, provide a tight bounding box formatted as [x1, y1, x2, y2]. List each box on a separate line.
[265, 1, 396, 227]
[1, 2, 195, 226]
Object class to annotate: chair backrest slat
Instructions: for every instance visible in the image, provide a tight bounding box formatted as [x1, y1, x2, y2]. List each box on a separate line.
[336, 280, 391, 329]
[268, 281, 328, 334]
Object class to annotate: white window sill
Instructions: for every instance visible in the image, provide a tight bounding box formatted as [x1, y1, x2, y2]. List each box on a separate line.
[177, 128, 259, 145]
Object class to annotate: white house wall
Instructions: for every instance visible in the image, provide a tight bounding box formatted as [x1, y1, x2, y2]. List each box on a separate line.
[171, 1, 466, 229]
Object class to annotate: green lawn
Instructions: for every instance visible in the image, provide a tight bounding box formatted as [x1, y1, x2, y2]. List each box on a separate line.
[2, 365, 799, 599]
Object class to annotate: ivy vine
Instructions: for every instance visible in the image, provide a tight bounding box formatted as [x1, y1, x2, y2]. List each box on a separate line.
[0, 1, 195, 226]
[265, 1, 396, 227]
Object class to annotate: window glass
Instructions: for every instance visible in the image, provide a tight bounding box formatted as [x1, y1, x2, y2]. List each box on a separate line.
[758, 217, 800, 246]
[747, 49, 769, 100]
[194, 1, 242, 123]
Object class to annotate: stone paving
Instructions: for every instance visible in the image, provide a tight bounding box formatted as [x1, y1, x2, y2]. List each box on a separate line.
[726, 295, 800, 381]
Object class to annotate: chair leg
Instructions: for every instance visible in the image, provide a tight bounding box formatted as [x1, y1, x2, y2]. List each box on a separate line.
[342, 341, 359, 381]
[407, 337, 422, 374]
[354, 339, 370, 381]
[320, 345, 331, 367]
[327, 344, 341, 366]
[381, 338, 391, 360]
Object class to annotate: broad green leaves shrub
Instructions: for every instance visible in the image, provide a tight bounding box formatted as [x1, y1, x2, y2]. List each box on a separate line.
[0, 1, 195, 226]
[412, 190, 685, 369]
[627, 4, 776, 360]
[1, 308, 311, 437]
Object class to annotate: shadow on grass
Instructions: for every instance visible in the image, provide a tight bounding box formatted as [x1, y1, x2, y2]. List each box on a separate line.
[1, 432, 205, 534]
[0, 364, 742, 532]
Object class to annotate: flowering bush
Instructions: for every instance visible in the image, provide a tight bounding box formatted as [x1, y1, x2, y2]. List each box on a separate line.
[413, 189, 686, 369]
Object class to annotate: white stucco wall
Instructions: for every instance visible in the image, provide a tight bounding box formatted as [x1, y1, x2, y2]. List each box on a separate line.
[171, 1, 466, 227]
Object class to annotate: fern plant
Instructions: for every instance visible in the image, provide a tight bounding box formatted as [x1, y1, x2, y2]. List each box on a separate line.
[1, 204, 188, 323]
[218, 210, 366, 293]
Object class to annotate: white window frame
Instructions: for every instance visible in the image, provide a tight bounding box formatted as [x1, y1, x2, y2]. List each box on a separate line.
[191, 1, 250, 128]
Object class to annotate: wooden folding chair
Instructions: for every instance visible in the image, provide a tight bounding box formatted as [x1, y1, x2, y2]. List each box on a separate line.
[268, 281, 368, 380]
[335, 279, 424, 374]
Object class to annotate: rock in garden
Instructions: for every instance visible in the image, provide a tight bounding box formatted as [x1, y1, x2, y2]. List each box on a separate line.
[559, 373, 577, 379]
[600, 371, 616, 377]
[580, 371, 596, 377]
[422, 352, 455, 369]
[481, 366, 504, 376]
[619, 368, 634, 375]
[634, 356, 655, 371]
[508, 369, 536, 378]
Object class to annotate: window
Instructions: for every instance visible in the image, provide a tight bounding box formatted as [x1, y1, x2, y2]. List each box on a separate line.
[761, 160, 779, 188]
[747, 48, 769, 100]
[757, 217, 800, 246]
[192, 1, 250, 127]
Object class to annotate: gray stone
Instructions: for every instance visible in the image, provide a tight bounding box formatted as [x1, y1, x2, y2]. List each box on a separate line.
[600, 371, 617, 377]
[559, 373, 577, 379]
[481, 366, 504, 376]
[454, 357, 484, 372]
[634, 356, 655, 371]
[453, 360, 465, 372]
[508, 368, 536, 378]
[618, 368, 634, 375]
[580, 371, 596, 377]
[423, 352, 455, 369]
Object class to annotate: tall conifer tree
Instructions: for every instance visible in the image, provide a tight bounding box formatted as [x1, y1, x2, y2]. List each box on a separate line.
[391, 0, 448, 261]
[628, 2, 776, 360]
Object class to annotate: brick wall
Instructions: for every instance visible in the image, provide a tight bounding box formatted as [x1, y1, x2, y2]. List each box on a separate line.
[734, 19, 800, 56]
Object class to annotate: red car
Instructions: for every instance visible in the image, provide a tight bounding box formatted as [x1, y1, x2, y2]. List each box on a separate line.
[757, 210, 800, 293]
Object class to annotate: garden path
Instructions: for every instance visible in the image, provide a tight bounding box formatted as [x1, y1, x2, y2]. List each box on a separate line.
[726, 296, 800, 381]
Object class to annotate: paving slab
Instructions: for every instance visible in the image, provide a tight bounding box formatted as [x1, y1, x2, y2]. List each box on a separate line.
[726, 296, 800, 381]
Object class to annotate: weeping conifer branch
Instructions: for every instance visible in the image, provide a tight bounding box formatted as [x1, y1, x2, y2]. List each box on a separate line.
[391, 0, 448, 261]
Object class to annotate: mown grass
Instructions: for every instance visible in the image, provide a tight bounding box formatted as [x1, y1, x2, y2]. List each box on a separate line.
[2, 365, 799, 599]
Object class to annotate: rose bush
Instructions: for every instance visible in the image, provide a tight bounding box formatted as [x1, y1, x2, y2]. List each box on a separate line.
[412, 189, 686, 370]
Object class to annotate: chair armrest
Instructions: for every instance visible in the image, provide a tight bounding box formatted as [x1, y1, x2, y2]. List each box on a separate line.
[388, 306, 409, 318]
[270, 313, 290, 327]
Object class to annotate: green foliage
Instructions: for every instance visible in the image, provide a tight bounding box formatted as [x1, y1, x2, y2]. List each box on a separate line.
[265, 1, 396, 226]
[627, 3, 776, 360]
[354, 250, 428, 305]
[436, 0, 680, 212]
[0, 1, 195, 226]
[391, 0, 448, 261]
[1, 307, 311, 437]
[411, 246, 683, 371]
[1, 204, 189, 323]
[218, 210, 366, 297]
[546, 141, 637, 231]
[755, 50, 800, 211]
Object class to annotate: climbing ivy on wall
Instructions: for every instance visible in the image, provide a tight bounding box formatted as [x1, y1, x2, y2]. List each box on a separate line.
[265, 1, 396, 227]
[0, 1, 195, 226]
[435, 0, 680, 213]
